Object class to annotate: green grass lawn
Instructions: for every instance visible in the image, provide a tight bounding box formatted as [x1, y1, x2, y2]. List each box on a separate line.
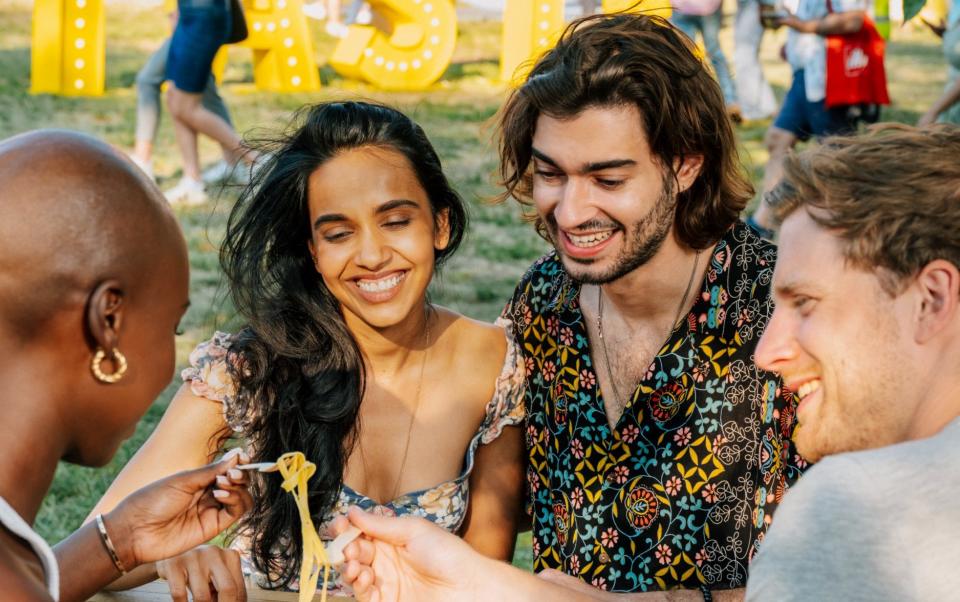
[0, 0, 946, 571]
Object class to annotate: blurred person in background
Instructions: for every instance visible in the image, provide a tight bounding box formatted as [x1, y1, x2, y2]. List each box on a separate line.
[164, 0, 260, 205]
[734, 0, 777, 121]
[748, 0, 866, 237]
[918, 0, 960, 124]
[671, 0, 743, 121]
[130, 0, 247, 192]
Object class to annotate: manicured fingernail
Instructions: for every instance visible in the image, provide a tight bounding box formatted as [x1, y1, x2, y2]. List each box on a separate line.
[213, 489, 229, 499]
[228, 469, 243, 480]
[216, 475, 230, 486]
[221, 447, 242, 461]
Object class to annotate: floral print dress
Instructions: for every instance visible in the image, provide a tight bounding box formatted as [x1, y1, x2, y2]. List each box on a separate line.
[181, 318, 526, 594]
[502, 222, 806, 593]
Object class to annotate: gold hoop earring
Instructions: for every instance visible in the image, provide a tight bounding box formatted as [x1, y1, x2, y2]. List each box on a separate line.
[91, 348, 128, 384]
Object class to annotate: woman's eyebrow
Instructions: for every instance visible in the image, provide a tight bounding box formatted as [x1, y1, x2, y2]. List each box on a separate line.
[376, 199, 420, 213]
[313, 212, 349, 229]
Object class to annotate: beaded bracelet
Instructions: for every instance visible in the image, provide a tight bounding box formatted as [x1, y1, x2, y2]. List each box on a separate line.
[95, 514, 128, 576]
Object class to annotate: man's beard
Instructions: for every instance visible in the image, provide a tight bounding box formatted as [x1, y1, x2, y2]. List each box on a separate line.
[546, 178, 677, 285]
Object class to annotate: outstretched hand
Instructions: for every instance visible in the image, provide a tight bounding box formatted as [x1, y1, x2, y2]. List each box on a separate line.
[105, 451, 253, 569]
[334, 508, 616, 602]
[335, 507, 483, 602]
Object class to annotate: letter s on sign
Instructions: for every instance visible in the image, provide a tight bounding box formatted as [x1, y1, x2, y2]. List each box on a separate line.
[328, 0, 457, 91]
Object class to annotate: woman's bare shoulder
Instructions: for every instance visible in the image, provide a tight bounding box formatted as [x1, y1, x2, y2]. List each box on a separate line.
[433, 308, 509, 379]
[436, 307, 507, 350]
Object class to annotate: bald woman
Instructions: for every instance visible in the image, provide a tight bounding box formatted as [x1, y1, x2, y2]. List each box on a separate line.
[0, 130, 251, 601]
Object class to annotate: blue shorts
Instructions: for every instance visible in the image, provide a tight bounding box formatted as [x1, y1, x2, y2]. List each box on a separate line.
[166, 0, 231, 93]
[773, 70, 857, 141]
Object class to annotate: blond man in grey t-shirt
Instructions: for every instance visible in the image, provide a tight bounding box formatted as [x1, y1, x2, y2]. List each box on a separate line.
[746, 124, 960, 601]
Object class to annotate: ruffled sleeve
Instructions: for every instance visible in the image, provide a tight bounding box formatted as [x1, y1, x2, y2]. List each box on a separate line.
[180, 331, 248, 432]
[477, 317, 527, 445]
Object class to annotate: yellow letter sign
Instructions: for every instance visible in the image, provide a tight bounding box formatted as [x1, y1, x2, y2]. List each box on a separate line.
[500, 0, 672, 85]
[31, 0, 105, 96]
[329, 0, 457, 91]
[237, 0, 321, 92]
[499, 0, 565, 85]
[602, 0, 671, 14]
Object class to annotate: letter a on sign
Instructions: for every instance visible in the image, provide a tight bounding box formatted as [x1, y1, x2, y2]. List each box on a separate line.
[238, 0, 321, 92]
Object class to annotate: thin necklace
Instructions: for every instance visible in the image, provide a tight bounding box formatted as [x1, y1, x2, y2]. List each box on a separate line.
[596, 249, 701, 414]
[387, 309, 432, 502]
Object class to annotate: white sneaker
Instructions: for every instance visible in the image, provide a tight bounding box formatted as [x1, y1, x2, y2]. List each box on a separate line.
[164, 177, 207, 205]
[302, 1, 327, 20]
[129, 155, 154, 181]
[355, 4, 372, 24]
[201, 160, 231, 184]
[326, 21, 349, 38]
[202, 160, 249, 186]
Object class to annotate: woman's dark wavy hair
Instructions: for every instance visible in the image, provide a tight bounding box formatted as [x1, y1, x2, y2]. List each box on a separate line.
[497, 12, 753, 250]
[220, 101, 467, 588]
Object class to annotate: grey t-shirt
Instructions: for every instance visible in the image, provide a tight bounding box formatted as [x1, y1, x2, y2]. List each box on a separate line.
[746, 417, 960, 601]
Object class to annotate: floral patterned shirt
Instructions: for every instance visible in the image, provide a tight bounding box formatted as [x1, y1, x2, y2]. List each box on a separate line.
[502, 222, 805, 592]
[181, 319, 526, 593]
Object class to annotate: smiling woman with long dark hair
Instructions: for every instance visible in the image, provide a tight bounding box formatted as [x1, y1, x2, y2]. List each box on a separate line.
[90, 101, 527, 596]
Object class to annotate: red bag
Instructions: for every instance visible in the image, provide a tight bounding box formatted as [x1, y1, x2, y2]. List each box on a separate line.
[824, 0, 890, 108]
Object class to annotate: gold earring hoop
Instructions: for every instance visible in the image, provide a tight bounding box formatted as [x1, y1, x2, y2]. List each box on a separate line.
[91, 348, 128, 384]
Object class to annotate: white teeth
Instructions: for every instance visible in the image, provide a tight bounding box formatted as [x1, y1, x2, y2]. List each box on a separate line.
[797, 380, 821, 400]
[357, 273, 404, 292]
[567, 230, 614, 248]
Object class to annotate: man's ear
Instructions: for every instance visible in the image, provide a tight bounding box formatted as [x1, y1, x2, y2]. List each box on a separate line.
[86, 280, 125, 352]
[914, 259, 960, 344]
[673, 154, 704, 194]
[434, 208, 451, 252]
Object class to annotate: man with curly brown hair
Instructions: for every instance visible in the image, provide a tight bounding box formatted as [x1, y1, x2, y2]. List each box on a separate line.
[492, 12, 804, 599]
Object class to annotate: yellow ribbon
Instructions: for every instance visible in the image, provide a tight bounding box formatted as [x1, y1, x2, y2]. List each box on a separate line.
[276, 452, 330, 602]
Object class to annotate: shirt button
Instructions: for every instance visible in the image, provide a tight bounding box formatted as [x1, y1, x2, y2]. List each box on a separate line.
[598, 552, 611, 564]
